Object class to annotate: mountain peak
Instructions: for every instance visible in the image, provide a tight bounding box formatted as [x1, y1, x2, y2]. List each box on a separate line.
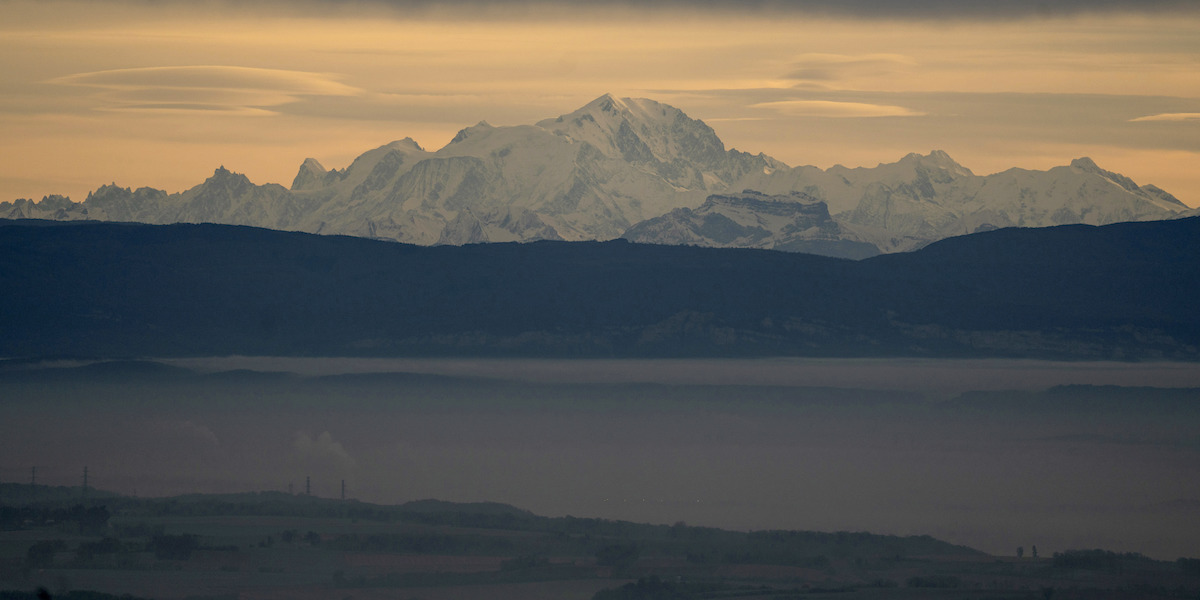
[575, 94, 679, 125]
[87, 183, 132, 200]
[897, 150, 972, 176]
[389, 137, 426, 152]
[1070, 157, 1101, 172]
[584, 92, 628, 114]
[447, 121, 495, 145]
[210, 165, 244, 179]
[203, 166, 251, 189]
[1067, 156, 1187, 209]
[1070, 156, 1140, 192]
[291, 158, 328, 191]
[537, 94, 728, 170]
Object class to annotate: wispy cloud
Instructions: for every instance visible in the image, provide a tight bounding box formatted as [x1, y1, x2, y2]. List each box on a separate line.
[50, 66, 362, 116]
[753, 99, 924, 118]
[783, 53, 915, 82]
[1130, 112, 1200, 122]
[27, 0, 1199, 20]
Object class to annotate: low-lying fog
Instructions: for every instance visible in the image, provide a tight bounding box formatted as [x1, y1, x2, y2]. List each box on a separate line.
[2, 358, 1199, 560]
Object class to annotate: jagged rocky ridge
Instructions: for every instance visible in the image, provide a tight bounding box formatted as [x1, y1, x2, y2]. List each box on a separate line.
[1, 95, 1189, 257]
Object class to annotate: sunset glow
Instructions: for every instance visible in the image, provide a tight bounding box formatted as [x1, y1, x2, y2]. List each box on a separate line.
[2, 0, 1198, 205]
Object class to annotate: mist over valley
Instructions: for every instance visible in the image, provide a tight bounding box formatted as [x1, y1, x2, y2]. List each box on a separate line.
[4, 356, 1199, 565]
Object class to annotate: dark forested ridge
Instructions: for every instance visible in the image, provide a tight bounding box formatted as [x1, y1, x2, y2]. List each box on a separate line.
[2, 217, 1198, 359]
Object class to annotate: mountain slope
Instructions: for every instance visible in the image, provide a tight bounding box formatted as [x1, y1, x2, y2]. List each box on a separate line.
[0, 96, 1188, 255]
[732, 151, 1187, 253]
[3, 217, 1197, 359]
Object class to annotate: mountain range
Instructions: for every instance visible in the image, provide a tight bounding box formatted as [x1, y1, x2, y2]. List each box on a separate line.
[2, 94, 1191, 258]
[3, 217, 1198, 359]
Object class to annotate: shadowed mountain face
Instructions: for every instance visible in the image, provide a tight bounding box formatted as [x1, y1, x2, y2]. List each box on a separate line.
[0, 95, 1187, 257]
[2, 217, 1198, 359]
[622, 190, 882, 259]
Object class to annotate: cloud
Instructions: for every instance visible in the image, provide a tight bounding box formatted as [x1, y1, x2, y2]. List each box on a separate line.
[18, 0, 1199, 21]
[51, 66, 362, 116]
[783, 53, 915, 82]
[293, 430, 357, 472]
[53, 66, 360, 96]
[753, 100, 924, 118]
[1130, 113, 1200, 122]
[147, 419, 222, 450]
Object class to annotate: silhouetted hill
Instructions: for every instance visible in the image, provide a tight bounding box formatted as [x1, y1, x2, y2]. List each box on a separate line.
[858, 219, 1200, 344]
[1, 487, 984, 560]
[1, 217, 1198, 359]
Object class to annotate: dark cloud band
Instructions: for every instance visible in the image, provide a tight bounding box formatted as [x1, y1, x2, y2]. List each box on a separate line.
[70, 0, 1200, 20]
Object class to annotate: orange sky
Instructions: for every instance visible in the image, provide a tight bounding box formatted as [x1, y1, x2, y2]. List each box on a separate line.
[1, 1, 1198, 206]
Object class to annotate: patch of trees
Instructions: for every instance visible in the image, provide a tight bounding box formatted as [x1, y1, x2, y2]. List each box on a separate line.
[1052, 549, 1154, 573]
[0, 505, 110, 534]
[43, 493, 977, 564]
[69, 536, 141, 569]
[905, 575, 962, 588]
[500, 554, 551, 571]
[75, 537, 125, 561]
[13, 217, 1200, 359]
[0, 591, 152, 600]
[112, 494, 537, 529]
[591, 576, 732, 600]
[148, 534, 199, 560]
[1179, 557, 1200, 575]
[332, 565, 598, 589]
[708, 530, 924, 567]
[592, 577, 688, 600]
[109, 522, 164, 538]
[327, 532, 516, 555]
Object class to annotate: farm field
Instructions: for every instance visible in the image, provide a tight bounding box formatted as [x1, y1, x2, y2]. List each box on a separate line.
[2, 488, 1199, 600]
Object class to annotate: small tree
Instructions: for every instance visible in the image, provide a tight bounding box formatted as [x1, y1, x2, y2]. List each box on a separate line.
[1032, 545, 1039, 559]
[1017, 546, 1025, 559]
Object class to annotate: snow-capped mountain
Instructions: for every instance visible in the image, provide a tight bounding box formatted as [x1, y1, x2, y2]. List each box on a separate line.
[1, 94, 1189, 255]
[281, 94, 776, 244]
[733, 151, 1187, 253]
